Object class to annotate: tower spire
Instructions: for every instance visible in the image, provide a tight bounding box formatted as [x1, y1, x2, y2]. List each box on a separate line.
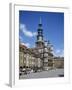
[36, 17, 44, 48]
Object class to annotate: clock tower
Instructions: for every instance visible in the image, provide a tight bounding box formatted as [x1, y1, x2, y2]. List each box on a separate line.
[36, 17, 44, 48]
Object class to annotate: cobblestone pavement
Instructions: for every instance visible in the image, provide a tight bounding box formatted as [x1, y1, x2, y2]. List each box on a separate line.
[19, 69, 64, 79]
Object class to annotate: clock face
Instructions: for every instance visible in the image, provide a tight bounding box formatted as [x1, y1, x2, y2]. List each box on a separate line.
[38, 36, 43, 41]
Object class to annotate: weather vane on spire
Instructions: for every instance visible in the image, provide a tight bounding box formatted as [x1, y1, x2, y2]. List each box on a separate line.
[40, 16, 42, 24]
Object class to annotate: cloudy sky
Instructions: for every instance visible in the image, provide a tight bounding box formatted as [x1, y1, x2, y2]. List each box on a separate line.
[19, 10, 64, 57]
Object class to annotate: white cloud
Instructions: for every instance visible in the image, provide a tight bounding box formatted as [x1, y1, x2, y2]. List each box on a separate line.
[60, 50, 64, 57]
[19, 35, 30, 48]
[21, 42, 30, 48]
[20, 24, 37, 37]
[54, 49, 64, 57]
[24, 43, 30, 48]
[56, 49, 61, 53]
[19, 36, 23, 42]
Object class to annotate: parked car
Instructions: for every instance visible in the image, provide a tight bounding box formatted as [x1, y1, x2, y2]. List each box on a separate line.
[19, 71, 27, 76]
[20, 68, 27, 75]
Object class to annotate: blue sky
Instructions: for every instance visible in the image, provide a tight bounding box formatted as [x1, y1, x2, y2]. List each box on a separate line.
[19, 10, 64, 57]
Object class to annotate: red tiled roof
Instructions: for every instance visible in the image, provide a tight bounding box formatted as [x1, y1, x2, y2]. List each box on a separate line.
[19, 43, 27, 49]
